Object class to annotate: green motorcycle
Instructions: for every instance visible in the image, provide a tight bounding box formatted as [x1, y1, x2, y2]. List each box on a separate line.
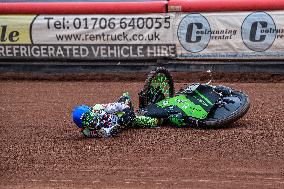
[138, 67, 250, 127]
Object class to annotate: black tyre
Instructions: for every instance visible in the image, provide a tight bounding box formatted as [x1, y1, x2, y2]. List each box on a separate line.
[200, 88, 250, 128]
[138, 67, 175, 109]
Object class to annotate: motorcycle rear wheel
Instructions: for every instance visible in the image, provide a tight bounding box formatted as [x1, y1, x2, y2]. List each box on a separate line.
[199, 88, 250, 128]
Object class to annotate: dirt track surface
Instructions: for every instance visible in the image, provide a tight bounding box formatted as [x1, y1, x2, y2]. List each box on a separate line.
[1, 76, 284, 188]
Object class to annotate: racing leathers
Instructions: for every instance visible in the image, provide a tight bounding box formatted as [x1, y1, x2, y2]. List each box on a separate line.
[76, 92, 160, 138]
[79, 93, 135, 137]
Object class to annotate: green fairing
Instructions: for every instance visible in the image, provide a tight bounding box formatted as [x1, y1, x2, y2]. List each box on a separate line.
[156, 94, 208, 119]
[194, 90, 213, 106]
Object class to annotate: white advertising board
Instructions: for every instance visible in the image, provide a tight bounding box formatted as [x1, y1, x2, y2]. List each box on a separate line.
[0, 14, 176, 59]
[2, 12, 284, 60]
[175, 11, 284, 59]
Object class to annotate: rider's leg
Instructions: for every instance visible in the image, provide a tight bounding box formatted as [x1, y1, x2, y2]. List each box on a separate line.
[133, 116, 162, 128]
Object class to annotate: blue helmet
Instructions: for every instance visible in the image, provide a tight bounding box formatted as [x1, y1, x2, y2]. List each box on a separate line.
[72, 105, 91, 128]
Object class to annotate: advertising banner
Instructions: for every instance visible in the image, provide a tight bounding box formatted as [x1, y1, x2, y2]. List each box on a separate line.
[0, 15, 35, 44]
[2, 11, 284, 60]
[175, 11, 284, 59]
[0, 14, 176, 60]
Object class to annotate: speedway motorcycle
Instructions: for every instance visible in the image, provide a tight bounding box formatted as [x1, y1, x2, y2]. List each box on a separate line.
[138, 67, 250, 127]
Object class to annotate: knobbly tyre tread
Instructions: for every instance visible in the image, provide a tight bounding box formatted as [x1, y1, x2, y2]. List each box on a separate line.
[139, 67, 175, 109]
[199, 90, 250, 128]
[144, 67, 175, 97]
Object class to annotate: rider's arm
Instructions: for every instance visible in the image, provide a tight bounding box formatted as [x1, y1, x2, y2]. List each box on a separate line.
[104, 102, 129, 114]
[92, 103, 127, 116]
[80, 127, 99, 138]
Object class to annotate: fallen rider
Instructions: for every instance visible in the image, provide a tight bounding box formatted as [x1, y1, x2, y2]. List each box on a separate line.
[72, 92, 159, 138]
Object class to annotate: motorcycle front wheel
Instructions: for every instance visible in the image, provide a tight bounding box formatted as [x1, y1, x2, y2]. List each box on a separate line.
[138, 67, 175, 110]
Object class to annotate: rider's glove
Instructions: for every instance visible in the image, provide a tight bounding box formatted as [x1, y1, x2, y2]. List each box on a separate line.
[81, 128, 99, 138]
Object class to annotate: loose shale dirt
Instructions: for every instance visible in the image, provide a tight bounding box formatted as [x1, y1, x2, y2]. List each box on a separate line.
[0, 72, 283, 188]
